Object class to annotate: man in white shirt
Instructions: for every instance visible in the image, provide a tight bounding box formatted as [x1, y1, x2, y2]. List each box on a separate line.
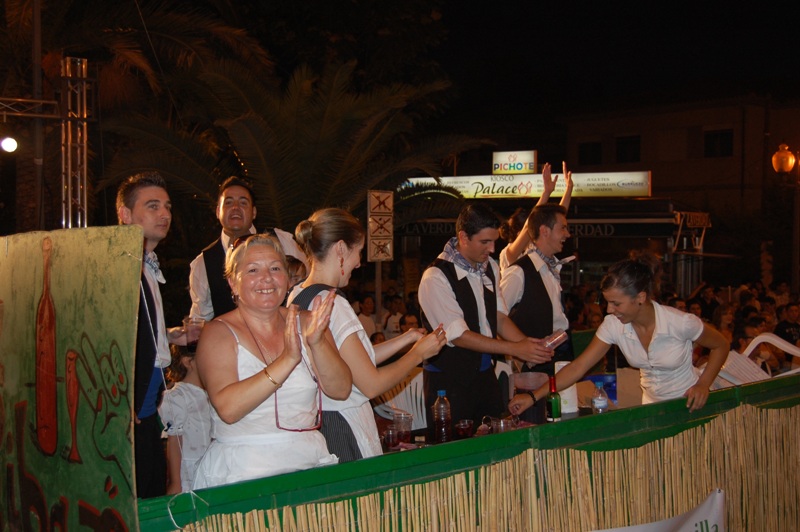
[188, 177, 306, 320]
[499, 204, 574, 422]
[419, 203, 553, 430]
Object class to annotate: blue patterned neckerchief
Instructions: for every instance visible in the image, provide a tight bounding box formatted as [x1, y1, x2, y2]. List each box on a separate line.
[143, 251, 166, 284]
[532, 246, 575, 282]
[443, 237, 493, 289]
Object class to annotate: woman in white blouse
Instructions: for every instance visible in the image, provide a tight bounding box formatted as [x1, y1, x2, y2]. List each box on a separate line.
[509, 253, 729, 414]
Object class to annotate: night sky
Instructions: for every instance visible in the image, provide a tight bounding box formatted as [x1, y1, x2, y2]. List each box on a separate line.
[435, 2, 800, 141]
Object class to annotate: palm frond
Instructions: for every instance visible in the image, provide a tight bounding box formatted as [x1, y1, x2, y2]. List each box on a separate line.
[393, 183, 466, 227]
[98, 115, 227, 203]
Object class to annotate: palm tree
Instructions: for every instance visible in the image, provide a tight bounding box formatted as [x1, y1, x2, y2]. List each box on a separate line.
[100, 60, 488, 233]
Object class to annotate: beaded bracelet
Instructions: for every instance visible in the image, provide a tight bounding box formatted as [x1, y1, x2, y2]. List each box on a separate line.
[264, 367, 282, 388]
[526, 390, 536, 405]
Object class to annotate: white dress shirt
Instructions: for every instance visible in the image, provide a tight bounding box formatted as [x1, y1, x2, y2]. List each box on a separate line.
[188, 229, 252, 321]
[595, 301, 704, 403]
[143, 251, 171, 368]
[499, 252, 569, 332]
[418, 255, 507, 345]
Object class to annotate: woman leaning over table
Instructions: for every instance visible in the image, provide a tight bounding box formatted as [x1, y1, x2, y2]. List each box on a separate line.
[291, 208, 446, 462]
[193, 234, 352, 489]
[509, 252, 729, 415]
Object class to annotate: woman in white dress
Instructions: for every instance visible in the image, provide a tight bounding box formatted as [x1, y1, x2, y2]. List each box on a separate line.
[291, 208, 447, 462]
[509, 253, 729, 415]
[193, 235, 352, 489]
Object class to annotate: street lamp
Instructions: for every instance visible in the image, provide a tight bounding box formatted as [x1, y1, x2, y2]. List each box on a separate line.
[0, 115, 16, 153]
[0, 136, 16, 153]
[771, 143, 800, 294]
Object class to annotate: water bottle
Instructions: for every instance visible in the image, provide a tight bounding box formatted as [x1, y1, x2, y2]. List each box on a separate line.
[591, 381, 610, 414]
[432, 390, 452, 443]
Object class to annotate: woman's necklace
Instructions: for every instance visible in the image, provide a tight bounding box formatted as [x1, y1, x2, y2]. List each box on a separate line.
[239, 308, 277, 365]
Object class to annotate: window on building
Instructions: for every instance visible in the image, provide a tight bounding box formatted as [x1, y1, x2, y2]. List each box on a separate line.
[578, 141, 602, 165]
[704, 128, 733, 158]
[615, 135, 641, 163]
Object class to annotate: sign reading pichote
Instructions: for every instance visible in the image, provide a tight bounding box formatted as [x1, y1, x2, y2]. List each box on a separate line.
[368, 190, 394, 262]
[492, 150, 538, 175]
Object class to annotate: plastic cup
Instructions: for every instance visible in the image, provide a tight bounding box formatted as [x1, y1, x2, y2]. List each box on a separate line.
[392, 411, 413, 443]
[544, 329, 568, 350]
[183, 317, 205, 353]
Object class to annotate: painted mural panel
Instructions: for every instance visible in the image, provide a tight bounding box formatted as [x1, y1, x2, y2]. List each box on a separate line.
[0, 226, 144, 530]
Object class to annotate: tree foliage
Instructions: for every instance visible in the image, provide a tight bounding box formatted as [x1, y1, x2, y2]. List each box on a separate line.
[100, 60, 487, 230]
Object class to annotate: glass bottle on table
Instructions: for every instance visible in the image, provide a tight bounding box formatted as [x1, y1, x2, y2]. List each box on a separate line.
[545, 375, 561, 422]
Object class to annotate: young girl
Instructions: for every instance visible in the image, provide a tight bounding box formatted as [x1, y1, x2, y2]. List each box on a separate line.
[158, 344, 212, 494]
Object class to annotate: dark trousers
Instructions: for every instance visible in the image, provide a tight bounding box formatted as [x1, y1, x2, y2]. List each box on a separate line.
[423, 368, 503, 438]
[320, 410, 363, 463]
[134, 414, 166, 499]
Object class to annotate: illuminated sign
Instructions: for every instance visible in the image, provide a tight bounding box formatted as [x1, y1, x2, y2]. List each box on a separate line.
[405, 172, 651, 198]
[492, 150, 537, 174]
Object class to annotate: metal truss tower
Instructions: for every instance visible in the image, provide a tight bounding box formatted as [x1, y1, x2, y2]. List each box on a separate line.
[0, 56, 93, 229]
[60, 58, 90, 228]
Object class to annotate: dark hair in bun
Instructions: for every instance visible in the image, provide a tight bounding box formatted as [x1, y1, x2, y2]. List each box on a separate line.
[600, 251, 661, 299]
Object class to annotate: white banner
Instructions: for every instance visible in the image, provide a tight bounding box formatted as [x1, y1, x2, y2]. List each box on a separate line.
[595, 489, 724, 532]
[406, 171, 651, 198]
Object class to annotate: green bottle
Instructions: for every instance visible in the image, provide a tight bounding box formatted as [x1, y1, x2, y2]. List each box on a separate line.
[546, 375, 561, 422]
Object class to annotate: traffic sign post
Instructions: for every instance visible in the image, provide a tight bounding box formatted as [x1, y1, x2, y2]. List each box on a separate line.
[368, 191, 394, 329]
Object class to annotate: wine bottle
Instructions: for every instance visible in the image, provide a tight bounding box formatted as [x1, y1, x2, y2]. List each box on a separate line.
[546, 374, 561, 422]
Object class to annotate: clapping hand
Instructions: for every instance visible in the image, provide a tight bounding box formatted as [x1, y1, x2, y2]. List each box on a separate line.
[303, 289, 336, 348]
[282, 304, 302, 364]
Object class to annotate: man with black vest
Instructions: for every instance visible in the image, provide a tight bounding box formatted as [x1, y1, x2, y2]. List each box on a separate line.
[500, 204, 574, 420]
[117, 171, 175, 498]
[188, 177, 306, 320]
[418, 203, 554, 431]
